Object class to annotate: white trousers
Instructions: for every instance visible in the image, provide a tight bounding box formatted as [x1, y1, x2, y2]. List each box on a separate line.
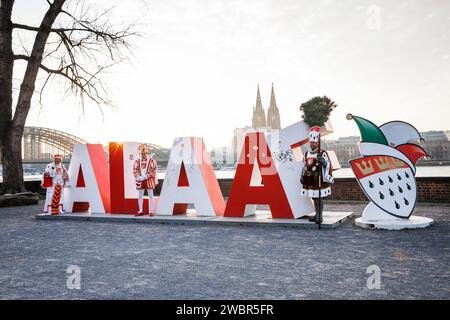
[138, 189, 155, 213]
[43, 185, 64, 213]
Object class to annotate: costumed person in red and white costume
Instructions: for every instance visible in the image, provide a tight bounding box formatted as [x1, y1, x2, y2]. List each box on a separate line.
[133, 144, 158, 216]
[41, 154, 70, 214]
[300, 126, 334, 224]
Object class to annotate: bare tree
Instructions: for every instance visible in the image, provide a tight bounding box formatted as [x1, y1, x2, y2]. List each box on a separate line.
[0, 0, 137, 194]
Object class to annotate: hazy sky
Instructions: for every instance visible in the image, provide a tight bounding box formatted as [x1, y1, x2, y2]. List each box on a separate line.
[11, 0, 450, 148]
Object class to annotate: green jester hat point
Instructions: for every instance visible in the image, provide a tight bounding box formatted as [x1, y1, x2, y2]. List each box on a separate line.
[346, 113, 388, 145]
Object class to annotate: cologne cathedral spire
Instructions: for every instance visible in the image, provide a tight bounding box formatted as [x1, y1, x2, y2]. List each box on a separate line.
[266, 83, 281, 129]
[252, 84, 267, 128]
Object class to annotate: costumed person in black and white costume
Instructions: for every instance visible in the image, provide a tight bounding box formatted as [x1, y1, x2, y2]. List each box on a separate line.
[300, 126, 334, 224]
[41, 154, 70, 214]
[133, 144, 158, 216]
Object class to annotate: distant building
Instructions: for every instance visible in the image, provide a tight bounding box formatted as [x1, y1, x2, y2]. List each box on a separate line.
[231, 84, 282, 164]
[422, 141, 450, 161]
[420, 131, 450, 161]
[266, 84, 281, 130]
[251, 83, 281, 130]
[322, 136, 360, 165]
[216, 82, 450, 167]
[421, 131, 448, 142]
[231, 126, 274, 164]
[210, 146, 233, 168]
[251, 85, 266, 128]
[446, 130, 450, 140]
[323, 130, 450, 165]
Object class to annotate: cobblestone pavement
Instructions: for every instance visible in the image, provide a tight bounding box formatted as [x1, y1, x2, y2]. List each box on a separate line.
[0, 202, 449, 299]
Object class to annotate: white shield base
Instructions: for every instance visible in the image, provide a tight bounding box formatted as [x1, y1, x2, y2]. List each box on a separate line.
[356, 202, 433, 230]
[361, 202, 398, 221]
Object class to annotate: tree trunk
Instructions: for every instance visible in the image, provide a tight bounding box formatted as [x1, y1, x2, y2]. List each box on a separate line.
[1, 127, 25, 193]
[0, 0, 16, 194]
[13, 0, 65, 128]
[0, 0, 65, 194]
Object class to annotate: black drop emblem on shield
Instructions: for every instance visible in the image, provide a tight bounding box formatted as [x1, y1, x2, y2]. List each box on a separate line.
[395, 201, 400, 209]
[398, 186, 403, 193]
[407, 183, 411, 190]
[388, 176, 393, 183]
[404, 197, 409, 206]
[369, 181, 374, 188]
[397, 173, 402, 181]
[379, 192, 385, 200]
[379, 178, 384, 185]
[389, 188, 394, 196]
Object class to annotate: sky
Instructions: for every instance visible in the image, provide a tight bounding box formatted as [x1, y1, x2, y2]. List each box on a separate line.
[10, 0, 450, 149]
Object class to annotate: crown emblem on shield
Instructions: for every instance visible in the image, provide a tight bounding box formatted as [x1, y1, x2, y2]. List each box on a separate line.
[374, 156, 390, 170]
[355, 160, 375, 175]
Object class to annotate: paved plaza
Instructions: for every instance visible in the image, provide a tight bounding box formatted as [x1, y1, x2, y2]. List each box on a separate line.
[0, 202, 449, 299]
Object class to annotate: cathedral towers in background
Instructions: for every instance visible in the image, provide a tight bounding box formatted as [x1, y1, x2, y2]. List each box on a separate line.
[251, 84, 281, 130]
[226, 83, 282, 165]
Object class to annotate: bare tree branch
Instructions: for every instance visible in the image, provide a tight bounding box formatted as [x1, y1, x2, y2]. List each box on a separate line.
[14, 54, 114, 108]
[12, 0, 138, 112]
[2, 0, 141, 193]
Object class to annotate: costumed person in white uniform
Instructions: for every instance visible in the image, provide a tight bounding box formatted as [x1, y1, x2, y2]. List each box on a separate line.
[133, 144, 158, 216]
[300, 126, 334, 224]
[41, 154, 70, 214]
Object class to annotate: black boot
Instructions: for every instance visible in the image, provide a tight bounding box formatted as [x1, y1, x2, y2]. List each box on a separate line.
[316, 214, 323, 224]
[316, 198, 323, 224]
[313, 198, 323, 224]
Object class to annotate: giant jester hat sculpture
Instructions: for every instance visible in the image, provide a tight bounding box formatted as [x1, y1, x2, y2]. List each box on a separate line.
[347, 114, 434, 230]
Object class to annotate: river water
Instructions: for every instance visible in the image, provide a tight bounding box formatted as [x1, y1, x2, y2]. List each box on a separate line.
[1, 166, 449, 183]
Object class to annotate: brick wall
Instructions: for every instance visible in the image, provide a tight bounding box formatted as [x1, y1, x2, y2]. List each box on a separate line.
[14, 177, 450, 204]
[214, 177, 450, 203]
[216, 177, 450, 203]
[415, 177, 450, 203]
[326, 178, 367, 201]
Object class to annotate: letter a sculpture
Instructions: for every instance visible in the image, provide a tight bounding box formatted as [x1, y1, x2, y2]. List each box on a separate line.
[347, 114, 434, 230]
